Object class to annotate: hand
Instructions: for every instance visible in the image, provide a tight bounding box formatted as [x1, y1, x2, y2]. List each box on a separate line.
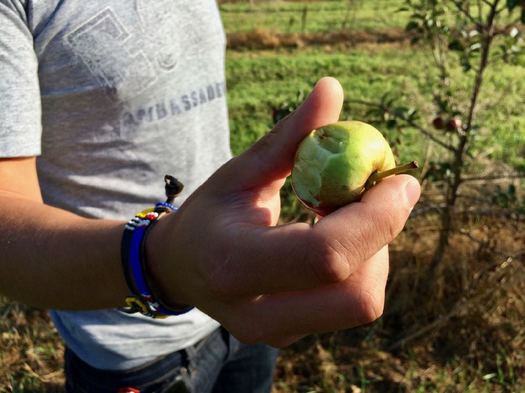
[147, 77, 421, 347]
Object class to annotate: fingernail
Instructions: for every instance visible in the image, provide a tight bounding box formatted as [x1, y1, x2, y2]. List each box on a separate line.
[404, 178, 420, 208]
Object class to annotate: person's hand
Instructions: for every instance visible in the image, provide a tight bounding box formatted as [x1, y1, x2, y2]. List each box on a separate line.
[147, 77, 421, 347]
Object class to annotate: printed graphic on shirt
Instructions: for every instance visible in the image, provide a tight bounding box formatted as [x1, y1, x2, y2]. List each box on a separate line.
[120, 81, 227, 131]
[136, 0, 184, 71]
[67, 8, 157, 100]
[66, 1, 224, 101]
[136, 0, 224, 65]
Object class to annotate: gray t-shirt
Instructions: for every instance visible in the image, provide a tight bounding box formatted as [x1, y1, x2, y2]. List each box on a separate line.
[0, 0, 231, 370]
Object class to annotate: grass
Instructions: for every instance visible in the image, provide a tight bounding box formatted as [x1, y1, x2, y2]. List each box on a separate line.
[1, 0, 524, 391]
[0, 302, 64, 392]
[220, 0, 410, 34]
[226, 46, 525, 161]
[226, 45, 525, 219]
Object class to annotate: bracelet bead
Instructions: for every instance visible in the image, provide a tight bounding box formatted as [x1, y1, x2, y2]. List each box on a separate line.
[119, 176, 193, 319]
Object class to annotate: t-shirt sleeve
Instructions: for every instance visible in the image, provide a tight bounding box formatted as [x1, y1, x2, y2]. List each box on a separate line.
[0, 1, 41, 157]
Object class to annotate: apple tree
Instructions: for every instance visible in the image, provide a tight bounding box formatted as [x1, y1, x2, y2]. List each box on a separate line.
[355, 0, 524, 271]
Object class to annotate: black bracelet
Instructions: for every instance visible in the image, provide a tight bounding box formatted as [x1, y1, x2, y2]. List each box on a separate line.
[140, 218, 194, 315]
[119, 175, 194, 319]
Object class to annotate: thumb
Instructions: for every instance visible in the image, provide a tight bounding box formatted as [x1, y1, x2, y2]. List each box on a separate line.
[313, 174, 421, 274]
[217, 77, 344, 193]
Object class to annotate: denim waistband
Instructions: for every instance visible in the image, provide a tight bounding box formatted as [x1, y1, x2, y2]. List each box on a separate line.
[64, 327, 224, 393]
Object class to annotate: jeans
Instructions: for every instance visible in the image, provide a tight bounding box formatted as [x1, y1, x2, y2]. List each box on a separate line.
[64, 327, 278, 393]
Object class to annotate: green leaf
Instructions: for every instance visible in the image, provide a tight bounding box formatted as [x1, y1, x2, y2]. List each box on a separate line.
[507, 0, 519, 11]
[469, 42, 482, 52]
[386, 119, 397, 129]
[448, 38, 464, 51]
[460, 55, 472, 71]
[406, 20, 420, 32]
[394, 106, 410, 117]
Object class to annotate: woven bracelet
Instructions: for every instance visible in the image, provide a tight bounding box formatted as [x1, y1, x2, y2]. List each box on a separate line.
[119, 176, 194, 319]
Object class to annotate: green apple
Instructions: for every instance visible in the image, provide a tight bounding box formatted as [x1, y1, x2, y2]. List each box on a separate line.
[291, 120, 417, 215]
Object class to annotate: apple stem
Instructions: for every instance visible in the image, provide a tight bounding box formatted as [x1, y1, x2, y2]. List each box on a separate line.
[365, 161, 419, 190]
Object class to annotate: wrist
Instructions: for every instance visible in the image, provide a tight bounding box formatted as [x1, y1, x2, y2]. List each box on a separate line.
[119, 175, 193, 318]
[144, 212, 192, 308]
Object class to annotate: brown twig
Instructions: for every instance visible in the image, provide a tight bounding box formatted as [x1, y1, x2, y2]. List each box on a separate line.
[460, 173, 525, 182]
[389, 253, 518, 351]
[347, 99, 457, 152]
[451, 0, 482, 27]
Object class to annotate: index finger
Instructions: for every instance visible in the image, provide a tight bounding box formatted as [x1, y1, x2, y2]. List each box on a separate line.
[214, 175, 419, 297]
[216, 245, 390, 347]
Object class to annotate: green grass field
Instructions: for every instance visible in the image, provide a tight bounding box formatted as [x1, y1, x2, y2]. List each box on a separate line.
[226, 47, 525, 163]
[226, 45, 525, 221]
[1, 0, 524, 391]
[220, 0, 410, 34]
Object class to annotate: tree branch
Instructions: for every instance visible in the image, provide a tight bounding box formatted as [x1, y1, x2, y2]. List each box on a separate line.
[404, 118, 458, 152]
[458, 229, 525, 259]
[452, 0, 482, 26]
[460, 173, 525, 182]
[492, 17, 523, 37]
[347, 99, 457, 152]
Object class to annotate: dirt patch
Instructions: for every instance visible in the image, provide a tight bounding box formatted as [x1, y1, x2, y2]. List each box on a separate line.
[274, 214, 525, 392]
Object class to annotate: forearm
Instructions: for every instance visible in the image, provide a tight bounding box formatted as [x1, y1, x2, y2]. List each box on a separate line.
[0, 194, 128, 310]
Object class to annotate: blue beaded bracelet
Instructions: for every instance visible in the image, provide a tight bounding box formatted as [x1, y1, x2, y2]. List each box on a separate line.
[120, 176, 194, 319]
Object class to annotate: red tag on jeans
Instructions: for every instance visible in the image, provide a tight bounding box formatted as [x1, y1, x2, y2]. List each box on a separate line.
[117, 388, 140, 393]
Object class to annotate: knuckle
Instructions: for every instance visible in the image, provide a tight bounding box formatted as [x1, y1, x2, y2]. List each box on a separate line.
[305, 235, 349, 283]
[338, 229, 369, 268]
[355, 288, 385, 324]
[367, 206, 403, 245]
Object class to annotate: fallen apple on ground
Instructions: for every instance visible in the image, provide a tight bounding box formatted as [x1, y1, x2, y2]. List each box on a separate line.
[291, 120, 418, 215]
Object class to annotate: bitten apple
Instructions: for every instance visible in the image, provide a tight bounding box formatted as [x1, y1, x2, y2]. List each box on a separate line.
[291, 120, 417, 215]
